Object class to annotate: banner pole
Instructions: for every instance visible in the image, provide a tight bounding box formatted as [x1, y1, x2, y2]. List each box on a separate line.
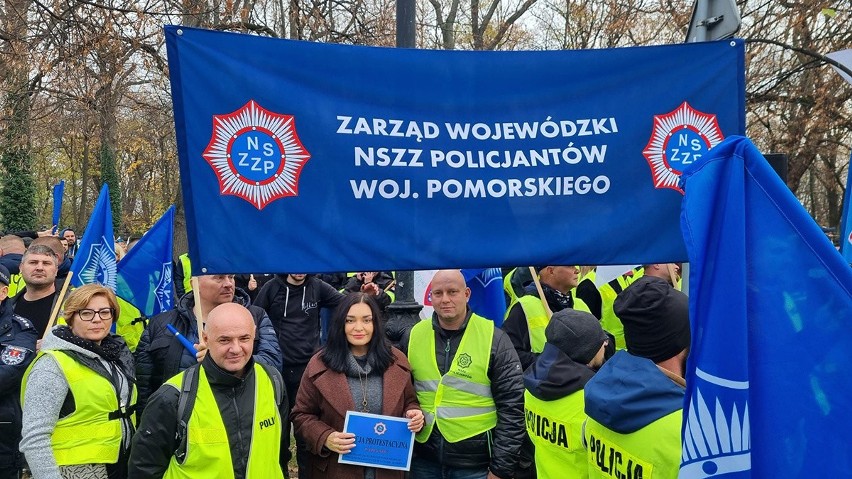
[43, 272, 73, 340]
[528, 266, 552, 319]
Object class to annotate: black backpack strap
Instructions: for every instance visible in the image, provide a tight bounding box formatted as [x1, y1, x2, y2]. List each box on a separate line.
[258, 362, 285, 406]
[174, 365, 200, 463]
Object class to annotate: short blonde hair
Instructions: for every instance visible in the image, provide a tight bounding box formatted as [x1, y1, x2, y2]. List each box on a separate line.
[63, 283, 120, 326]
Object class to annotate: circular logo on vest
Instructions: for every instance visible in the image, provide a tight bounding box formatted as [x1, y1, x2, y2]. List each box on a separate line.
[374, 422, 387, 435]
[457, 352, 472, 368]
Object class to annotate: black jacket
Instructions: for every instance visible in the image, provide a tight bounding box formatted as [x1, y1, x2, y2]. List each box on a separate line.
[128, 356, 288, 479]
[0, 301, 38, 468]
[134, 288, 282, 416]
[254, 275, 345, 366]
[399, 311, 525, 479]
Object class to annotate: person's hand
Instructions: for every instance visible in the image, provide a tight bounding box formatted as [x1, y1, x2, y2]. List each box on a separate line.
[325, 431, 355, 454]
[37, 227, 56, 237]
[405, 409, 424, 432]
[360, 282, 380, 296]
[248, 274, 258, 291]
[194, 342, 208, 362]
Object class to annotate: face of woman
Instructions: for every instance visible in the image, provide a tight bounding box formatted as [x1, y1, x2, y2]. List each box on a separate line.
[70, 295, 113, 345]
[345, 302, 374, 355]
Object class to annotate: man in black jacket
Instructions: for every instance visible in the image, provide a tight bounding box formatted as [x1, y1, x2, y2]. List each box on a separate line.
[0, 265, 38, 479]
[134, 274, 282, 417]
[129, 303, 288, 479]
[400, 269, 524, 479]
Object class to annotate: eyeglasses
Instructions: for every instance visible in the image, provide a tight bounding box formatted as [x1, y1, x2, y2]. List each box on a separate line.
[76, 308, 115, 321]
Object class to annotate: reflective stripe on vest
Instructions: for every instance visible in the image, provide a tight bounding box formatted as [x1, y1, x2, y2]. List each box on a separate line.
[22, 350, 137, 465]
[524, 389, 588, 479]
[408, 314, 496, 443]
[163, 364, 283, 479]
[584, 410, 681, 479]
[518, 295, 593, 354]
[180, 254, 192, 294]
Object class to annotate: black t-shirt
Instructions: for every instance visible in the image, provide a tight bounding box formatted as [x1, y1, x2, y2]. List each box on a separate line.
[14, 293, 56, 336]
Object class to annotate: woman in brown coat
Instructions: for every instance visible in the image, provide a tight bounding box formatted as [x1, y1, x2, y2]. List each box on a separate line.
[292, 293, 423, 479]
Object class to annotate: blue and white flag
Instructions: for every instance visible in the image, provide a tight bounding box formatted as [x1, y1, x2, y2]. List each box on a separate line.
[165, 26, 745, 274]
[462, 268, 507, 326]
[115, 206, 175, 317]
[679, 136, 852, 478]
[70, 184, 116, 289]
[840, 150, 852, 263]
[52, 181, 64, 234]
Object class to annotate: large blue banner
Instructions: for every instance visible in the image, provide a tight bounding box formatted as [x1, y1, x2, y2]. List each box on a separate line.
[70, 184, 117, 289]
[165, 26, 745, 274]
[680, 136, 852, 477]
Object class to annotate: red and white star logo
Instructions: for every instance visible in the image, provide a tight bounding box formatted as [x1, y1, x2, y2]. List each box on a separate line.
[203, 100, 311, 210]
[643, 101, 724, 194]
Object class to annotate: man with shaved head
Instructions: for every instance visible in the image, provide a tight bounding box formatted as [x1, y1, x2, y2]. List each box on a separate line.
[401, 270, 525, 479]
[130, 303, 288, 478]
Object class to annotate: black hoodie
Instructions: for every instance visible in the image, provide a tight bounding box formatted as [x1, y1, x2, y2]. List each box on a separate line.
[254, 275, 345, 366]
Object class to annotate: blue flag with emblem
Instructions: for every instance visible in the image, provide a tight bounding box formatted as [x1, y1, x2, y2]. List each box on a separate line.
[165, 26, 745, 274]
[462, 268, 506, 327]
[115, 206, 175, 317]
[52, 181, 64, 234]
[839, 150, 852, 263]
[70, 184, 116, 289]
[679, 136, 852, 478]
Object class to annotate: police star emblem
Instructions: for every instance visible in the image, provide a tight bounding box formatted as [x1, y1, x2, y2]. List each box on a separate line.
[203, 100, 311, 210]
[79, 238, 117, 289]
[457, 353, 472, 368]
[642, 101, 725, 194]
[374, 422, 387, 435]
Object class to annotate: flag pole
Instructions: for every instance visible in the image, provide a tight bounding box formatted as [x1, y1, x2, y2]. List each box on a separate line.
[42, 272, 73, 339]
[190, 277, 204, 335]
[528, 266, 553, 319]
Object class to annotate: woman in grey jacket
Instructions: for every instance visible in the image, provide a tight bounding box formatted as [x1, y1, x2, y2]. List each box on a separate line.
[20, 284, 136, 479]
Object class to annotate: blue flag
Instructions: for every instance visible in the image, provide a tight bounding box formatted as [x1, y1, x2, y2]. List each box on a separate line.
[165, 26, 745, 274]
[52, 181, 64, 234]
[115, 206, 175, 317]
[70, 184, 116, 289]
[462, 268, 506, 326]
[840, 150, 852, 263]
[679, 136, 852, 477]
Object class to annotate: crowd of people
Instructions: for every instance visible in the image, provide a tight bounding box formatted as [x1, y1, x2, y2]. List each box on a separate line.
[0, 226, 690, 479]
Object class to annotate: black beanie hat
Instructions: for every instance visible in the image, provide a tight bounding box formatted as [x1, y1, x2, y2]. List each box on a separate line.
[545, 308, 608, 365]
[614, 276, 690, 363]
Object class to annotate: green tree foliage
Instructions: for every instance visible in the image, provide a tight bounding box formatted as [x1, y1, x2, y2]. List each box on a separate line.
[99, 144, 122, 231]
[1, 83, 37, 231]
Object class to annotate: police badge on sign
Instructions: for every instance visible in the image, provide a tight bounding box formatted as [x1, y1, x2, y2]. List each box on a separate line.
[1, 345, 29, 365]
[203, 100, 312, 210]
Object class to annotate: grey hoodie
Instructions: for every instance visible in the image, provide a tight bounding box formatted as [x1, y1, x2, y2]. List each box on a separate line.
[20, 329, 134, 479]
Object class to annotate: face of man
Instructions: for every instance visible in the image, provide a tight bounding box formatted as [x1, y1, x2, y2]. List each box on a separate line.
[198, 274, 235, 306]
[63, 230, 76, 244]
[59, 239, 69, 252]
[20, 253, 58, 289]
[545, 265, 580, 293]
[588, 341, 607, 370]
[287, 274, 307, 285]
[430, 270, 470, 328]
[204, 303, 256, 376]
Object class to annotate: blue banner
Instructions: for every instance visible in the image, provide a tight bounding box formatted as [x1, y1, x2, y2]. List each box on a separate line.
[166, 26, 745, 274]
[462, 268, 506, 326]
[70, 184, 116, 289]
[52, 181, 64, 234]
[840, 150, 852, 263]
[679, 136, 852, 477]
[115, 206, 175, 316]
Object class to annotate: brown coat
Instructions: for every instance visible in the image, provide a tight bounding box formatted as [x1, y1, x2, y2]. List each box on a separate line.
[291, 347, 420, 479]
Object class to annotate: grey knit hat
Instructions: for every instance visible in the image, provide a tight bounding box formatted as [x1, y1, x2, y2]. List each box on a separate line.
[545, 308, 608, 364]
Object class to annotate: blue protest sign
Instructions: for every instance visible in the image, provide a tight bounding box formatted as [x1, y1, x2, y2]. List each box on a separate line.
[166, 26, 745, 274]
[339, 411, 415, 471]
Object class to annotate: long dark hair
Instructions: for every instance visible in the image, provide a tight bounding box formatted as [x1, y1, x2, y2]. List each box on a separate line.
[322, 292, 395, 374]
